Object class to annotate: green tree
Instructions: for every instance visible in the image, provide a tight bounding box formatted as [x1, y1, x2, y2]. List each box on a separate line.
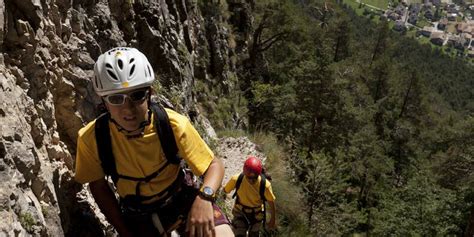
[239, 1, 291, 130]
[370, 21, 390, 67]
[372, 169, 463, 235]
[293, 151, 358, 235]
[345, 123, 393, 233]
[331, 15, 351, 62]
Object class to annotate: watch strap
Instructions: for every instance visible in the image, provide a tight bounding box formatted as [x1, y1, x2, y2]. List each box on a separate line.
[199, 186, 216, 202]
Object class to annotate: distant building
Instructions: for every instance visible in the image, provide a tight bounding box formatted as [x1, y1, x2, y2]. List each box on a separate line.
[430, 32, 446, 45]
[395, 5, 405, 15]
[431, 0, 441, 6]
[460, 33, 473, 47]
[423, 2, 433, 10]
[422, 26, 436, 36]
[446, 6, 458, 14]
[408, 14, 418, 24]
[445, 4, 456, 10]
[387, 10, 402, 21]
[393, 21, 407, 31]
[448, 35, 461, 46]
[409, 3, 422, 14]
[388, 12, 402, 21]
[448, 34, 469, 49]
[438, 18, 448, 30]
[447, 13, 457, 21]
[456, 23, 473, 34]
[425, 10, 434, 20]
[468, 50, 474, 58]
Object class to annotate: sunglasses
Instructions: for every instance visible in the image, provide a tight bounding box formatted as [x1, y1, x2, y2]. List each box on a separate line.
[103, 89, 149, 105]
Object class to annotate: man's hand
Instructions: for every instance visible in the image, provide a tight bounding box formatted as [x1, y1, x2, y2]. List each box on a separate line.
[89, 179, 133, 237]
[186, 195, 215, 237]
[267, 200, 277, 230]
[267, 218, 277, 230]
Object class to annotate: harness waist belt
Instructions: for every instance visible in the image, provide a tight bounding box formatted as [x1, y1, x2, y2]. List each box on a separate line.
[235, 203, 263, 213]
[120, 169, 185, 214]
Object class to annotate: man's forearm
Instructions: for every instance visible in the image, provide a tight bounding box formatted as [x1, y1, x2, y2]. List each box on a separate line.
[269, 201, 276, 223]
[89, 179, 131, 236]
[202, 157, 225, 191]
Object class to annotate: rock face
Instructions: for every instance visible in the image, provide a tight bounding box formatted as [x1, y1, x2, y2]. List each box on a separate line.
[0, 0, 252, 235]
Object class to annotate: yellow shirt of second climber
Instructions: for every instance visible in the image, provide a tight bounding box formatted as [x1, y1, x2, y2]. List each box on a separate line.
[224, 174, 276, 208]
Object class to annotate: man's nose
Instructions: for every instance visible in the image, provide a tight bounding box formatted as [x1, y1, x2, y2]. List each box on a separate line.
[122, 96, 135, 109]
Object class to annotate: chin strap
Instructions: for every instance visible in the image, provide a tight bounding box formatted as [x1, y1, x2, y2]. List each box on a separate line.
[110, 109, 152, 137]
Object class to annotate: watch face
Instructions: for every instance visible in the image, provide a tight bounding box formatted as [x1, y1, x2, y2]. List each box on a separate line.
[203, 187, 214, 196]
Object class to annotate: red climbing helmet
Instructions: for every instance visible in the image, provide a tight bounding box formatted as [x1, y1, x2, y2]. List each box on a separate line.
[243, 156, 262, 175]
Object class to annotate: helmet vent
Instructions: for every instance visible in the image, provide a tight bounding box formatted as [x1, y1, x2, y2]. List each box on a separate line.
[130, 65, 136, 77]
[117, 59, 123, 70]
[107, 70, 119, 81]
[108, 48, 118, 54]
[94, 76, 102, 89]
[147, 65, 152, 77]
[105, 63, 113, 69]
[129, 58, 135, 64]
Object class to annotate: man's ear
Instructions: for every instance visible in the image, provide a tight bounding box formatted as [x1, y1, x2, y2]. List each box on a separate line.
[146, 87, 153, 105]
[148, 87, 155, 95]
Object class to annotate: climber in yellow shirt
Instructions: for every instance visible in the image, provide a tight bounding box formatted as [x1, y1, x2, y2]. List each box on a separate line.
[75, 47, 233, 237]
[224, 156, 276, 237]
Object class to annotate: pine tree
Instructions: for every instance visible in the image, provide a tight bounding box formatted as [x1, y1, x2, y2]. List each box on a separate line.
[331, 16, 351, 62]
[369, 21, 390, 67]
[240, 2, 291, 130]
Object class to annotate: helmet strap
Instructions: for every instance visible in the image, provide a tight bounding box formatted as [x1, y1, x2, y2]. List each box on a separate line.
[110, 109, 152, 138]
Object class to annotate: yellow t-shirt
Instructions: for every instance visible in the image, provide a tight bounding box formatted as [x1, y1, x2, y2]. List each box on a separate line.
[74, 108, 214, 198]
[224, 173, 276, 208]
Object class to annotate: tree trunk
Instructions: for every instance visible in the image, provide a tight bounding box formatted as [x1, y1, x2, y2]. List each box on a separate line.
[334, 36, 341, 62]
[399, 72, 415, 118]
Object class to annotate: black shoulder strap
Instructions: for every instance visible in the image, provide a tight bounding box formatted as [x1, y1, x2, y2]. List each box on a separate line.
[95, 113, 119, 183]
[260, 174, 267, 230]
[232, 173, 245, 199]
[95, 103, 181, 185]
[150, 103, 181, 165]
[260, 174, 267, 202]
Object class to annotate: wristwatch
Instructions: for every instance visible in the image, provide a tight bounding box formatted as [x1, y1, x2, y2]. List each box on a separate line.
[199, 186, 216, 202]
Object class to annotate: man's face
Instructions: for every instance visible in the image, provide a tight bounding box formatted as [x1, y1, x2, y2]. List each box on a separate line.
[103, 88, 150, 132]
[246, 172, 259, 184]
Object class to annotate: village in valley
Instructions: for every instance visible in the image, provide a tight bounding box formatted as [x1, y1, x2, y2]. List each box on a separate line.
[352, 0, 474, 59]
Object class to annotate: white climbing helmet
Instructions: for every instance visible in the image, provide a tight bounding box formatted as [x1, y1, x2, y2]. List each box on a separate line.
[93, 47, 155, 96]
